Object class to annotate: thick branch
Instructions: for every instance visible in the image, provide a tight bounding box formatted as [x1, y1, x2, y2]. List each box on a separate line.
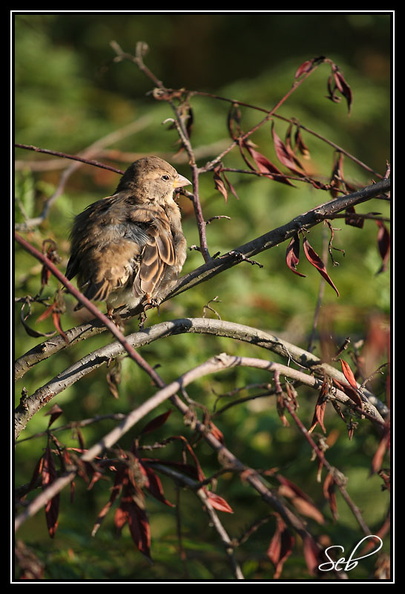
[14, 352, 339, 566]
[170, 178, 390, 298]
[14, 178, 390, 379]
[14, 319, 385, 439]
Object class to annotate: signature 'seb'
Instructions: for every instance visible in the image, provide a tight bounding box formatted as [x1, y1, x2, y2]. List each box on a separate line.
[318, 535, 383, 572]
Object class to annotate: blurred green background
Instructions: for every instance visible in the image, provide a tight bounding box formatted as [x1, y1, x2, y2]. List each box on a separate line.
[14, 12, 391, 581]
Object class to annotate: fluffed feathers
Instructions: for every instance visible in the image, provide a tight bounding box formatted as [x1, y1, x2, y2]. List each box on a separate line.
[66, 156, 190, 313]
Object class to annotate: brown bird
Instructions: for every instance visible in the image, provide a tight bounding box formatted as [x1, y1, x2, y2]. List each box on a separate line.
[66, 156, 190, 315]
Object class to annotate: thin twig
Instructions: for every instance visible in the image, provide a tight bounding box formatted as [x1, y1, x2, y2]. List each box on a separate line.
[14, 178, 391, 382]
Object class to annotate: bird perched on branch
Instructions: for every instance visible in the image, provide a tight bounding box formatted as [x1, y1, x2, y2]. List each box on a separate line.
[66, 156, 190, 315]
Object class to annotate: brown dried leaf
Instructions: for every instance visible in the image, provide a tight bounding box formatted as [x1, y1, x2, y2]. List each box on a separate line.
[376, 220, 390, 273]
[242, 142, 295, 186]
[41, 239, 61, 287]
[142, 464, 174, 507]
[45, 404, 63, 429]
[140, 410, 172, 435]
[37, 297, 68, 343]
[277, 475, 325, 524]
[323, 473, 338, 520]
[345, 206, 364, 228]
[309, 395, 327, 434]
[326, 64, 353, 113]
[302, 535, 322, 575]
[115, 495, 151, 559]
[294, 56, 325, 79]
[205, 491, 234, 513]
[302, 237, 340, 296]
[332, 377, 363, 407]
[271, 123, 306, 176]
[294, 126, 311, 159]
[286, 234, 306, 277]
[332, 65, 353, 113]
[227, 102, 243, 140]
[42, 448, 60, 538]
[267, 514, 295, 578]
[339, 359, 358, 390]
[213, 166, 239, 202]
[371, 425, 390, 474]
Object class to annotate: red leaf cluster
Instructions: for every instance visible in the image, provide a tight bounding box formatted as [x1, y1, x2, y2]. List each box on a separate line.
[326, 64, 353, 113]
[276, 474, 325, 525]
[242, 141, 295, 186]
[89, 412, 233, 559]
[285, 234, 340, 296]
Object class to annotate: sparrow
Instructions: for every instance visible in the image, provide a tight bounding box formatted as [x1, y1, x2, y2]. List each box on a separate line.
[66, 156, 190, 315]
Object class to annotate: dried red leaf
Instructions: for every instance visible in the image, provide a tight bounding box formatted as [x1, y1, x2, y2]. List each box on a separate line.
[140, 410, 172, 435]
[142, 464, 174, 507]
[276, 393, 290, 427]
[45, 404, 63, 428]
[293, 126, 311, 159]
[323, 473, 338, 520]
[329, 151, 345, 198]
[294, 56, 325, 79]
[339, 359, 358, 390]
[302, 535, 322, 575]
[332, 377, 363, 407]
[115, 496, 151, 559]
[277, 475, 325, 525]
[371, 425, 390, 474]
[302, 237, 340, 296]
[52, 311, 68, 343]
[332, 66, 353, 113]
[242, 142, 295, 186]
[37, 301, 68, 343]
[267, 514, 295, 578]
[309, 395, 327, 434]
[41, 239, 61, 287]
[92, 465, 127, 536]
[345, 206, 364, 228]
[207, 421, 225, 443]
[326, 64, 352, 113]
[376, 220, 390, 273]
[286, 234, 306, 277]
[295, 59, 315, 79]
[271, 123, 306, 176]
[205, 491, 233, 513]
[227, 102, 243, 140]
[213, 166, 239, 202]
[42, 448, 60, 538]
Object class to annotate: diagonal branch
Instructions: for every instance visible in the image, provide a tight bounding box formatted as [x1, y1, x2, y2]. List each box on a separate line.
[15, 318, 386, 440]
[14, 177, 390, 380]
[170, 178, 390, 298]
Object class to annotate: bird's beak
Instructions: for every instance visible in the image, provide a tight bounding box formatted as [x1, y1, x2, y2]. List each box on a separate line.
[174, 174, 192, 189]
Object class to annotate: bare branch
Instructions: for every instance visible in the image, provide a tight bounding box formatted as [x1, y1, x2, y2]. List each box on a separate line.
[14, 177, 390, 382]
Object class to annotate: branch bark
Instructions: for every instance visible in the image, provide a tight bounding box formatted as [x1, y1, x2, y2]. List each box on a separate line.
[14, 177, 390, 380]
[15, 318, 386, 439]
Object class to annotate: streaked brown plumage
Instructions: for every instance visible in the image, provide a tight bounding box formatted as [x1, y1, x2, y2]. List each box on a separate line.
[66, 156, 190, 314]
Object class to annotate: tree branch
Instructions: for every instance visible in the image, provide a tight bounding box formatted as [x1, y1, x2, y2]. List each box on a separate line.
[14, 177, 390, 380]
[15, 319, 386, 440]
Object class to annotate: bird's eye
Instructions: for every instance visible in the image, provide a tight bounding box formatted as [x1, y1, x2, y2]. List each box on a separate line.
[161, 174, 170, 181]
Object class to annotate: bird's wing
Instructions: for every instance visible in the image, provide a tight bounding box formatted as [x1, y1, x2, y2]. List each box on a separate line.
[134, 214, 176, 297]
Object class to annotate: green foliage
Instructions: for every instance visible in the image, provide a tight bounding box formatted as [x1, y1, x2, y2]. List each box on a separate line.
[14, 12, 391, 582]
